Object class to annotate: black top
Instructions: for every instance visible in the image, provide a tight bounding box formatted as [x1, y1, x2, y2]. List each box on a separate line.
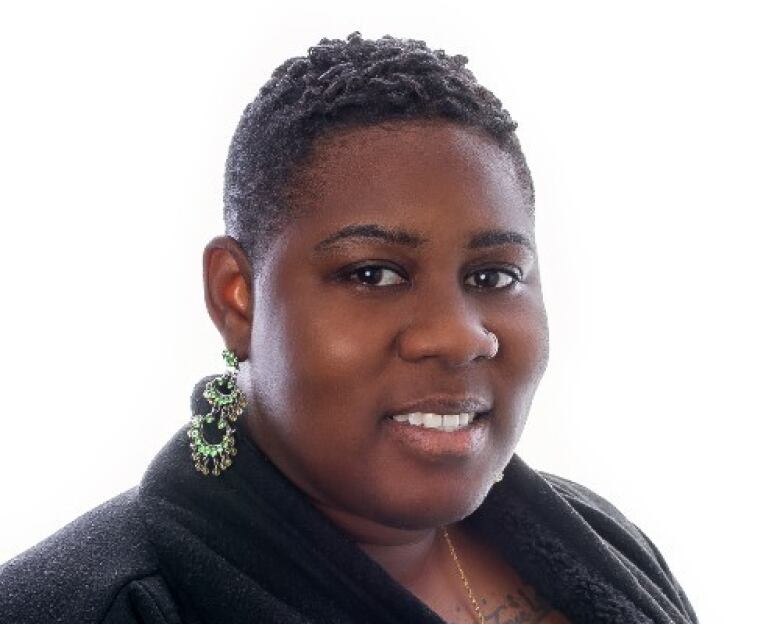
[0, 378, 698, 623]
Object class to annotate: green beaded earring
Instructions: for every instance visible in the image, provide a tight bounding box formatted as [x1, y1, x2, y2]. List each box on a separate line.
[187, 349, 248, 476]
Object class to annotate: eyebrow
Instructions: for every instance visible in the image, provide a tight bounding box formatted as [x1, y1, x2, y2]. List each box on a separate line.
[313, 223, 535, 254]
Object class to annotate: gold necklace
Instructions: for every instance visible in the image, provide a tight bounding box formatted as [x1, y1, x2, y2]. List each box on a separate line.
[442, 527, 486, 624]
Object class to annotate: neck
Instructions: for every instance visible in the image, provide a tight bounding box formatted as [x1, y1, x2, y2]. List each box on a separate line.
[314, 501, 445, 585]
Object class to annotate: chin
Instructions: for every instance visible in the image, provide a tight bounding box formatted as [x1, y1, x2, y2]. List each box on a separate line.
[367, 474, 496, 530]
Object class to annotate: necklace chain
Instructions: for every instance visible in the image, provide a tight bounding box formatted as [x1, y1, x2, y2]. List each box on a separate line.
[442, 527, 486, 624]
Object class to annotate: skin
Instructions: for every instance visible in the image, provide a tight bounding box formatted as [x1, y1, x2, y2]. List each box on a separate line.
[203, 120, 558, 621]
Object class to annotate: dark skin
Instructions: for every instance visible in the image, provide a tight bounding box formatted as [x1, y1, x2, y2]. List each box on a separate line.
[203, 120, 568, 623]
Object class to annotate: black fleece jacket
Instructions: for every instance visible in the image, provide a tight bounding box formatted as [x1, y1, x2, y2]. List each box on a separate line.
[0, 377, 698, 623]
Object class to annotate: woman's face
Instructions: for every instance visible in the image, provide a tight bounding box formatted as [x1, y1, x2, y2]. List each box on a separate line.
[241, 120, 548, 531]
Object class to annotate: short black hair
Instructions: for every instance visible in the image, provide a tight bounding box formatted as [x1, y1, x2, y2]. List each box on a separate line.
[224, 31, 533, 268]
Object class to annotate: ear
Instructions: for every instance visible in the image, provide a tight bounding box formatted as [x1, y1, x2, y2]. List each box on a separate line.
[203, 236, 253, 361]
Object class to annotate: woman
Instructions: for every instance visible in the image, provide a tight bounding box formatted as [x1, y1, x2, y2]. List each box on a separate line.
[0, 32, 698, 623]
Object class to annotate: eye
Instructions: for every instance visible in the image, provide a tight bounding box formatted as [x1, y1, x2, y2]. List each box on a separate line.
[341, 264, 407, 287]
[464, 268, 522, 289]
[337, 264, 522, 289]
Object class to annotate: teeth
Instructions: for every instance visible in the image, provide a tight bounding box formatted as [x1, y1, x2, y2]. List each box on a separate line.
[408, 413, 424, 426]
[390, 411, 477, 431]
[442, 415, 459, 428]
[423, 414, 442, 428]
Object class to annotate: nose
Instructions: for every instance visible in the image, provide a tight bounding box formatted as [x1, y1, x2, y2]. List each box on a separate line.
[395, 287, 497, 368]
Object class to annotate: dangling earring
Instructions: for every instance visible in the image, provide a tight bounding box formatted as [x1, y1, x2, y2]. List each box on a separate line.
[494, 470, 504, 484]
[187, 349, 248, 476]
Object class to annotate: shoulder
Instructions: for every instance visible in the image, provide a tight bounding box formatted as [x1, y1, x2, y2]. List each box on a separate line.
[538, 471, 654, 547]
[537, 470, 698, 622]
[0, 488, 181, 623]
[538, 469, 670, 566]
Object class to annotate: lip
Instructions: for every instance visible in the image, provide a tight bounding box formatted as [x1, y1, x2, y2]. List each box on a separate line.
[382, 414, 490, 458]
[384, 395, 492, 418]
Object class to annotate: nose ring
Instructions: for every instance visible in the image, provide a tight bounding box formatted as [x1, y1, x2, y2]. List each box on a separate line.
[484, 330, 499, 359]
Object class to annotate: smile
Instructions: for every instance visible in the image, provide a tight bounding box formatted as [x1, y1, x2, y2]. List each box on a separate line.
[382, 411, 490, 457]
[390, 412, 477, 432]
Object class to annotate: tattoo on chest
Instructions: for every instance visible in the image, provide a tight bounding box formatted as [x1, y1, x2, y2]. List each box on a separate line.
[451, 585, 554, 624]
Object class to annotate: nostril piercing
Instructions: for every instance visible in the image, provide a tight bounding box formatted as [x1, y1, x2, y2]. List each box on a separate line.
[483, 330, 499, 359]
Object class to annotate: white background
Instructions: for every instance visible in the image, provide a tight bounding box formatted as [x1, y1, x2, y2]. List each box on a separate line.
[1, 1, 778, 621]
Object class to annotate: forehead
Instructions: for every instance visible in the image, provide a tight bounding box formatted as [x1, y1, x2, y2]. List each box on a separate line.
[284, 120, 534, 244]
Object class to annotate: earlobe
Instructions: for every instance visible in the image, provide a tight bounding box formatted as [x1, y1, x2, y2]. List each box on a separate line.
[202, 236, 253, 360]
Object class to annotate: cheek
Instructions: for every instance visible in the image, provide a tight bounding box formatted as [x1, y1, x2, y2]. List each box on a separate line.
[249, 292, 388, 468]
[281, 299, 389, 405]
[520, 308, 550, 380]
[497, 290, 549, 364]
[495, 299, 549, 409]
